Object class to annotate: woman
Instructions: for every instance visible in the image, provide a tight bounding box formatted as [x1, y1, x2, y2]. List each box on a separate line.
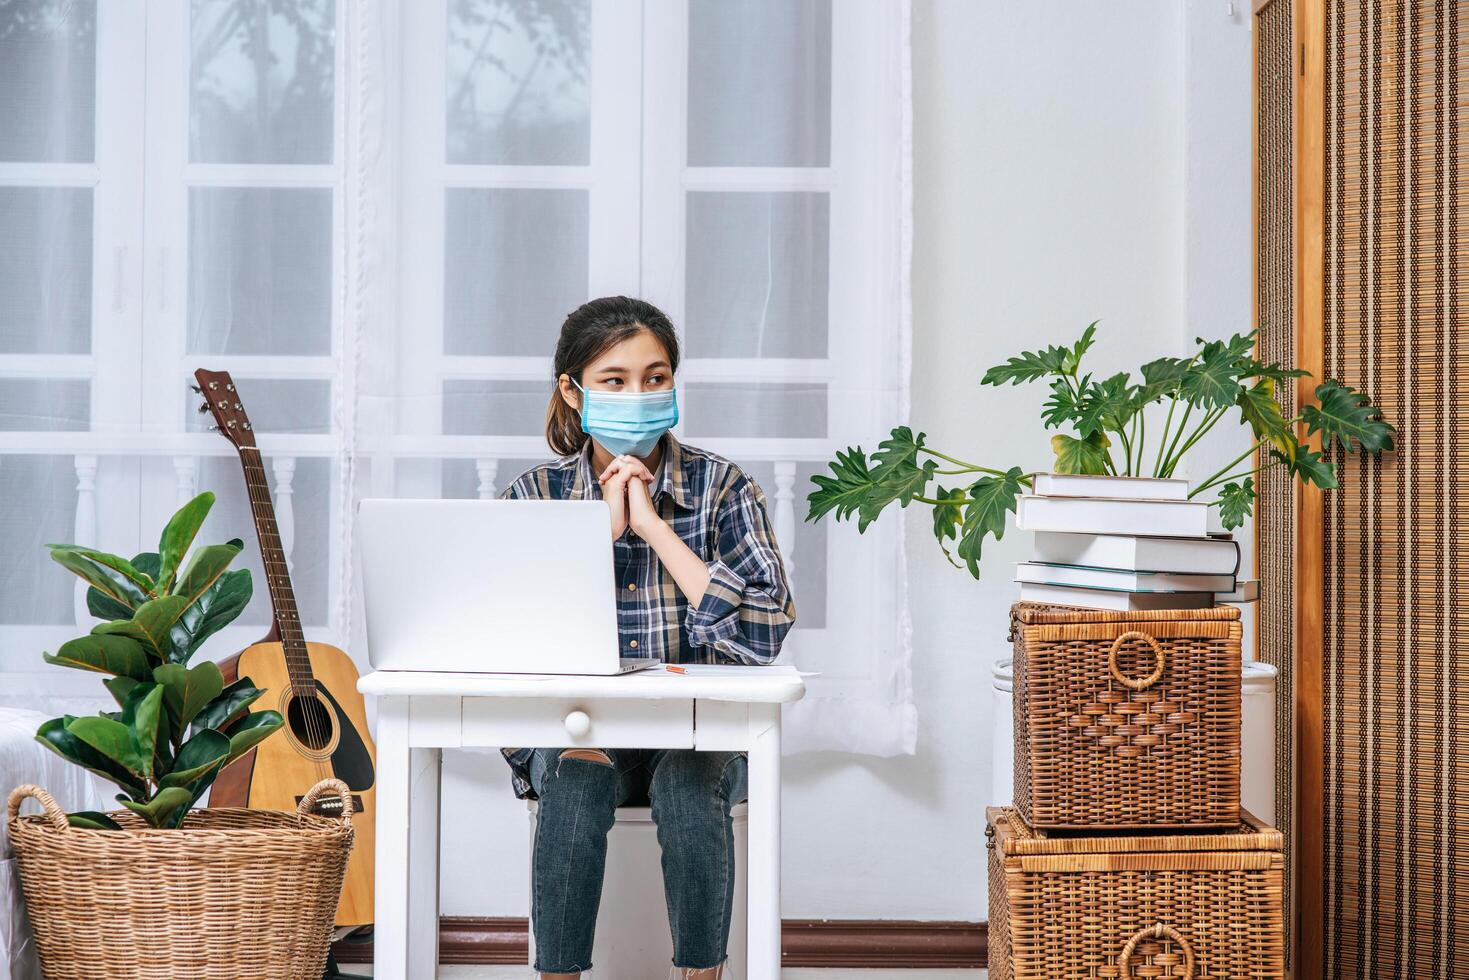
[499, 295, 798, 979]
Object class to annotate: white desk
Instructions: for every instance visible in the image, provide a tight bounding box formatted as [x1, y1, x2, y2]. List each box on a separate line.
[359, 664, 806, 979]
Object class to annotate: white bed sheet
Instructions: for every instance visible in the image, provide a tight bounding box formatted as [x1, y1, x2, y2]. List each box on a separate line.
[0, 707, 113, 980]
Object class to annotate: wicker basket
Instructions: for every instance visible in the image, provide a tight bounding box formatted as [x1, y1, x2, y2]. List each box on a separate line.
[1010, 601, 1242, 829]
[6, 777, 355, 980]
[986, 805, 1285, 980]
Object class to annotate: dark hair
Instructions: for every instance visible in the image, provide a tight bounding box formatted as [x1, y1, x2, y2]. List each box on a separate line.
[545, 295, 681, 456]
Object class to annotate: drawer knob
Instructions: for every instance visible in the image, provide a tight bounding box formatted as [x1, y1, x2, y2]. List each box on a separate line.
[564, 710, 591, 738]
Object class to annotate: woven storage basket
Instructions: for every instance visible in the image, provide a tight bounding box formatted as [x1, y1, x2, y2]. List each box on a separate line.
[6, 777, 354, 980]
[1010, 601, 1242, 829]
[986, 805, 1285, 980]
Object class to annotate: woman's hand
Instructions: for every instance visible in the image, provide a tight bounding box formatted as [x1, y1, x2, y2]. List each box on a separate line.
[624, 471, 662, 537]
[598, 454, 656, 540]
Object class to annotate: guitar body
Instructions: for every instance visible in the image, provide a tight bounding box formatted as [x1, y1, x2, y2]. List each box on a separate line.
[211, 640, 377, 927]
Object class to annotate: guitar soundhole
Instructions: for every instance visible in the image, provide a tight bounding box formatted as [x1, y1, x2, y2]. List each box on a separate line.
[287, 692, 335, 751]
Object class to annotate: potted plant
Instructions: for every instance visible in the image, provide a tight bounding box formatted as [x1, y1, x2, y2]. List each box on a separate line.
[5, 491, 354, 980]
[806, 325, 1395, 574]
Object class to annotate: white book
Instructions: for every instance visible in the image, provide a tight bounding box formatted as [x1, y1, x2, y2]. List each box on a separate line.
[1016, 494, 1210, 538]
[1217, 579, 1260, 603]
[1019, 582, 1216, 612]
[1016, 562, 1236, 594]
[1029, 472, 1190, 501]
[1031, 531, 1241, 575]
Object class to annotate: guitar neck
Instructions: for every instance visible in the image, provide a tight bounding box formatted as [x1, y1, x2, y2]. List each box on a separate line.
[237, 446, 314, 689]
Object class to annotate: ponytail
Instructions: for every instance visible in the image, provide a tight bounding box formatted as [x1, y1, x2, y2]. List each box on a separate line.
[543, 296, 681, 457]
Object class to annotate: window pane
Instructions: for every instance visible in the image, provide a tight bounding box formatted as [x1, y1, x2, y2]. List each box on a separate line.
[681, 382, 826, 439]
[195, 455, 331, 627]
[0, 379, 89, 431]
[0, 187, 92, 354]
[0, 0, 96, 163]
[184, 378, 331, 434]
[443, 379, 552, 436]
[441, 456, 547, 498]
[443, 188, 588, 356]
[739, 459, 824, 629]
[188, 187, 333, 356]
[190, 0, 335, 164]
[0, 455, 78, 625]
[687, 0, 830, 167]
[685, 192, 828, 359]
[447, 0, 590, 165]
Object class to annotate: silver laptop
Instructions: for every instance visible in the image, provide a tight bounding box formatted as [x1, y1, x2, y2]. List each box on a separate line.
[358, 498, 659, 675]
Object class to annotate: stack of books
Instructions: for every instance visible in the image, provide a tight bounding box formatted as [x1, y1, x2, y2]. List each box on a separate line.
[1013, 473, 1257, 611]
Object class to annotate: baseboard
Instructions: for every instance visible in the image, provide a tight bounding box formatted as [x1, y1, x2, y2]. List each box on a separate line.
[333, 917, 987, 968]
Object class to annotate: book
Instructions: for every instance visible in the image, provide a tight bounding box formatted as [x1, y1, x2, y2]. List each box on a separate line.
[1015, 561, 1236, 594]
[1030, 531, 1241, 575]
[1018, 582, 1215, 612]
[1217, 579, 1260, 603]
[1028, 472, 1190, 501]
[1015, 494, 1210, 538]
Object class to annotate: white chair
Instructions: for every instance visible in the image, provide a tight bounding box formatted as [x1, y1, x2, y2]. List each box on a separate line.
[528, 802, 748, 978]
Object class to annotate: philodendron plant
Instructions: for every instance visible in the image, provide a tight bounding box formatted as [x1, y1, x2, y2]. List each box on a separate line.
[807, 324, 1396, 577]
[35, 491, 284, 830]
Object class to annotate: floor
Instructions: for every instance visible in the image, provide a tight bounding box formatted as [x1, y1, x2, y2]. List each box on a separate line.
[352, 969, 984, 978]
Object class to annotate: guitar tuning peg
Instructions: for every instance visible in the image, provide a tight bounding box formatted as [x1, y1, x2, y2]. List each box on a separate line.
[243, 422, 252, 430]
[209, 425, 221, 432]
[190, 384, 203, 394]
[225, 383, 235, 392]
[196, 402, 211, 414]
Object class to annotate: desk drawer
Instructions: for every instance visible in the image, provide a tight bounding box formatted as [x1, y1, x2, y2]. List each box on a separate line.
[461, 697, 694, 749]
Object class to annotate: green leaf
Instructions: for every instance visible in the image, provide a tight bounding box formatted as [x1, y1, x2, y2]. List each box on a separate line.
[807, 447, 878, 525]
[118, 683, 165, 778]
[47, 545, 154, 597]
[1302, 379, 1396, 454]
[1075, 372, 1137, 437]
[1241, 359, 1311, 384]
[1040, 378, 1083, 430]
[866, 426, 939, 519]
[64, 715, 151, 783]
[192, 678, 266, 735]
[92, 594, 191, 661]
[929, 486, 968, 569]
[1216, 477, 1257, 531]
[1178, 341, 1245, 410]
[1235, 379, 1295, 458]
[981, 344, 1071, 386]
[156, 492, 215, 594]
[223, 710, 284, 764]
[1138, 357, 1191, 401]
[86, 588, 135, 623]
[47, 547, 150, 611]
[170, 568, 252, 661]
[66, 811, 124, 831]
[1050, 430, 1112, 475]
[34, 717, 148, 797]
[159, 729, 231, 789]
[1060, 321, 1100, 375]
[152, 661, 225, 730]
[43, 634, 152, 680]
[103, 676, 141, 710]
[955, 468, 1026, 578]
[172, 541, 244, 607]
[1273, 445, 1339, 490]
[117, 787, 193, 829]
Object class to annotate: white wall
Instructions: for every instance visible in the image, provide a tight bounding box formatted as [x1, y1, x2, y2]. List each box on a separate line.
[436, 0, 1253, 920]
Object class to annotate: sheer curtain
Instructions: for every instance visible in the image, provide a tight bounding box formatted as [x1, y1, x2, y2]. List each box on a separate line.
[0, 0, 914, 757]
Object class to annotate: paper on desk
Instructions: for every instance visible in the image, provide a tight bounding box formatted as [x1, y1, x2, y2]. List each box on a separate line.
[657, 664, 820, 678]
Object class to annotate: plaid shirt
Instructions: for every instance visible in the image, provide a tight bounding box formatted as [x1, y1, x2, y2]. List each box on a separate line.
[497, 431, 797, 798]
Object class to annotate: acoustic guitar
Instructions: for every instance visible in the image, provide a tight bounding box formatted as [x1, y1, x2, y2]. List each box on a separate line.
[195, 368, 376, 928]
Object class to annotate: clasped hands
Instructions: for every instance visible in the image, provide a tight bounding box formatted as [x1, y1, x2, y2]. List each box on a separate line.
[599, 454, 663, 540]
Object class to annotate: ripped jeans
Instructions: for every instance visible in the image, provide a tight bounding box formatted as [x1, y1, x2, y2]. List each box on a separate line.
[527, 747, 748, 975]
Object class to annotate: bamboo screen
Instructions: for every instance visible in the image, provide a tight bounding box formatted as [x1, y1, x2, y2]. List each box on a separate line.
[1253, 0, 1298, 964]
[1321, 1, 1467, 976]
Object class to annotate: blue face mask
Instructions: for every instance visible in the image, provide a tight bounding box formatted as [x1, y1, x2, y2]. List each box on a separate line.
[573, 379, 680, 457]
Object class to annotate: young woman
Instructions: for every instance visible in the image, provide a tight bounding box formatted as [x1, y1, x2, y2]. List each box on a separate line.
[499, 295, 798, 979]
